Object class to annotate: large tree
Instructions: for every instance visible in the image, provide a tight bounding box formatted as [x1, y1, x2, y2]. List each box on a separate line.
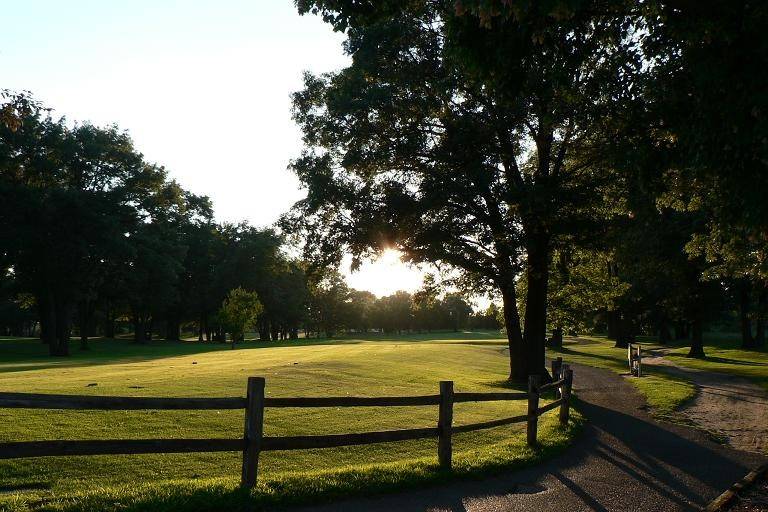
[645, 1, 768, 350]
[288, 0, 638, 380]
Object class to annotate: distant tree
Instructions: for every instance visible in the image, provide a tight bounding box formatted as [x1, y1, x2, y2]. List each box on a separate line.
[306, 269, 350, 337]
[373, 291, 414, 334]
[347, 289, 377, 333]
[411, 275, 441, 332]
[218, 287, 263, 349]
[441, 293, 472, 332]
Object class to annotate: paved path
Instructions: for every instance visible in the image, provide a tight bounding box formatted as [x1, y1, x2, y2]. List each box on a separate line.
[644, 350, 768, 454]
[289, 363, 766, 512]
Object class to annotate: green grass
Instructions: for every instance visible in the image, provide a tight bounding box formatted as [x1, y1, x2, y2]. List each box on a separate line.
[549, 336, 696, 419]
[663, 332, 768, 391]
[0, 333, 581, 512]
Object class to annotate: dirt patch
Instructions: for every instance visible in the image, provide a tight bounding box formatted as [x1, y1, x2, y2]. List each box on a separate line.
[645, 353, 768, 454]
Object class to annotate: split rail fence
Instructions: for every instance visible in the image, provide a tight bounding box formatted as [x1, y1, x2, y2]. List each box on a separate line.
[0, 360, 573, 488]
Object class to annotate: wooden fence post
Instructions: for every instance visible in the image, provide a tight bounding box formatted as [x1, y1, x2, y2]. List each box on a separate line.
[241, 376, 265, 488]
[438, 380, 454, 470]
[637, 346, 642, 377]
[551, 357, 563, 399]
[559, 367, 573, 425]
[526, 375, 540, 446]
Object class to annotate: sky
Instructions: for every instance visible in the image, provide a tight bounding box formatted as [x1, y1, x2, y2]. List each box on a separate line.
[2, 0, 426, 297]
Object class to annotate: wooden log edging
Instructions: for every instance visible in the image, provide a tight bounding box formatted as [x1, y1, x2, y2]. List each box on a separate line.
[0, 368, 576, 487]
[704, 462, 768, 512]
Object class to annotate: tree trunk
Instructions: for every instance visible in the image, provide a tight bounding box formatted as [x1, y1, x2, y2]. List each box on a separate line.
[674, 321, 687, 340]
[551, 326, 563, 347]
[133, 314, 150, 344]
[38, 292, 54, 346]
[78, 300, 91, 350]
[658, 316, 671, 345]
[740, 281, 755, 349]
[614, 313, 634, 348]
[606, 310, 619, 340]
[687, 317, 705, 358]
[258, 318, 269, 341]
[52, 297, 71, 356]
[103, 307, 116, 339]
[500, 282, 526, 383]
[523, 234, 551, 381]
[165, 316, 180, 341]
[755, 285, 766, 348]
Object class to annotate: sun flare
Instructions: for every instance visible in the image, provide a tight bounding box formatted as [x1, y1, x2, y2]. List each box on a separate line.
[344, 249, 424, 297]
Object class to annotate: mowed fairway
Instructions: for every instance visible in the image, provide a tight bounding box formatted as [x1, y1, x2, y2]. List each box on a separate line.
[0, 333, 578, 511]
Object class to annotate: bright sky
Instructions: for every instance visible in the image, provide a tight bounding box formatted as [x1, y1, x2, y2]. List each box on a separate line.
[2, 0, 426, 297]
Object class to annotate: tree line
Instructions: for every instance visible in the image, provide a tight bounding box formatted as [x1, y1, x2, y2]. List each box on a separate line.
[287, 0, 768, 381]
[0, 97, 496, 354]
[0, 92, 314, 354]
[304, 272, 501, 337]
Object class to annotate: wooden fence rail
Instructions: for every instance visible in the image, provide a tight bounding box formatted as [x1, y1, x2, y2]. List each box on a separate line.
[0, 365, 574, 488]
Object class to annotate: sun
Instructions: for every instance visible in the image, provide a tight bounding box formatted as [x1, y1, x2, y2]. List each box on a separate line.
[344, 249, 424, 297]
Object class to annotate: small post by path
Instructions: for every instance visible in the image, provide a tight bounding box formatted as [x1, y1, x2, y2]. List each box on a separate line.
[636, 345, 642, 377]
[551, 357, 563, 399]
[527, 375, 541, 446]
[438, 380, 454, 470]
[559, 366, 573, 425]
[241, 376, 265, 488]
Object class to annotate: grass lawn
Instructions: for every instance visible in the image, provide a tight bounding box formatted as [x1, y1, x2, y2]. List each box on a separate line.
[548, 336, 697, 419]
[663, 332, 768, 391]
[0, 332, 580, 512]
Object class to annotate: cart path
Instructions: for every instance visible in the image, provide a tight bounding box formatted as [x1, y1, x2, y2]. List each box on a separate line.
[643, 349, 768, 454]
[287, 363, 766, 512]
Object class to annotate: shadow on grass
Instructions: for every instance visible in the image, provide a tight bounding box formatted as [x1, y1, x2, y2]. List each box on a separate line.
[0, 338, 369, 375]
[685, 355, 768, 367]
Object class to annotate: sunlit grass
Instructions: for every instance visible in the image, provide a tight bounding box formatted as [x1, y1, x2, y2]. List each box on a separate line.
[0, 333, 580, 512]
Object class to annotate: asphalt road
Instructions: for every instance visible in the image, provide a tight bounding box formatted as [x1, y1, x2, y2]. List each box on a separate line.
[289, 363, 767, 512]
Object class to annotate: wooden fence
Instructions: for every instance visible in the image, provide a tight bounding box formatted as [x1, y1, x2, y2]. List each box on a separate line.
[0, 363, 573, 488]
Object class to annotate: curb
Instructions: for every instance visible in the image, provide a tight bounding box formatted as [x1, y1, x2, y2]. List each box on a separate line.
[704, 462, 768, 511]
